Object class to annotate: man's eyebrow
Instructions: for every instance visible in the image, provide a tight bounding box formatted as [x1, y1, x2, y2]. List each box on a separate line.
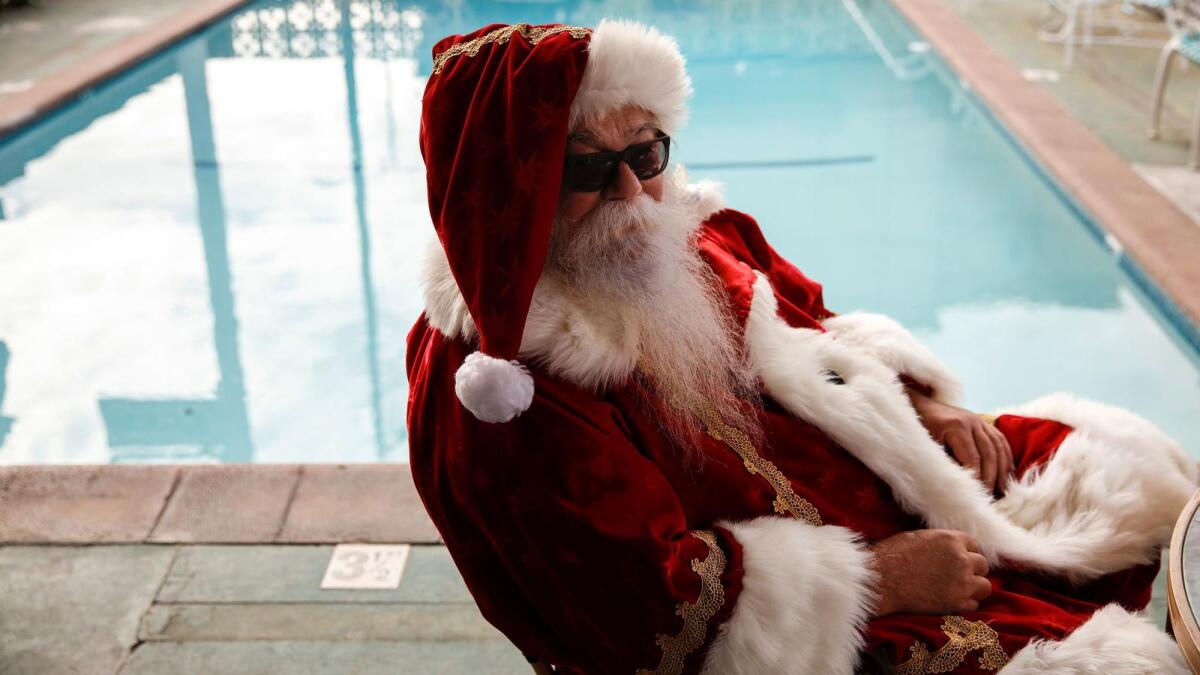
[629, 122, 660, 136]
[568, 123, 658, 145]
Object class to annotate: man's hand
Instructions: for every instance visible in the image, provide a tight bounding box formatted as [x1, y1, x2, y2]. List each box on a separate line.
[906, 386, 1013, 494]
[868, 529, 992, 617]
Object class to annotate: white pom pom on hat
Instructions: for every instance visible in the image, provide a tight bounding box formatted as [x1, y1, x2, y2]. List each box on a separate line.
[454, 352, 535, 424]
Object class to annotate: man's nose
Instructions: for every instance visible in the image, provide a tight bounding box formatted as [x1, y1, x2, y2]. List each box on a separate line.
[603, 161, 643, 201]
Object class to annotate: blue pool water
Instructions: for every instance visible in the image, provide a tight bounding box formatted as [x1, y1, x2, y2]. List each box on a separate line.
[0, 0, 1197, 464]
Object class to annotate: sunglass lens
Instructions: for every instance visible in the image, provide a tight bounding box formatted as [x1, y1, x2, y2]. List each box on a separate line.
[627, 139, 668, 179]
[568, 155, 618, 192]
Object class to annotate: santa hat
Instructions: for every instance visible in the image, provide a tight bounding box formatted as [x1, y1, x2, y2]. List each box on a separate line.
[420, 20, 693, 423]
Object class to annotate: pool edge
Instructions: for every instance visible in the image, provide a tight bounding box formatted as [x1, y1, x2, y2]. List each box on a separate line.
[890, 0, 1200, 353]
[0, 0, 254, 137]
[0, 463, 439, 544]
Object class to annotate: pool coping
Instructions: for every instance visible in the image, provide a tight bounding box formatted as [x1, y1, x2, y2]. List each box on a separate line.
[891, 0, 1200, 350]
[0, 0, 253, 136]
[0, 464, 440, 544]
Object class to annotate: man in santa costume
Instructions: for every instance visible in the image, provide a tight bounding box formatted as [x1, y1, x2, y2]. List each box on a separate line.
[406, 19, 1199, 675]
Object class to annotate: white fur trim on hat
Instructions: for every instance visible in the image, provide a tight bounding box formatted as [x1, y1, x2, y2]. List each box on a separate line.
[570, 19, 693, 134]
[454, 352, 534, 423]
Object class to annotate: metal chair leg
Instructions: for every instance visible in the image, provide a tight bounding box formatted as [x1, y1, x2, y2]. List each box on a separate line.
[1148, 37, 1179, 140]
[1083, 1, 1095, 48]
[1190, 88, 1200, 170]
[1064, 0, 1079, 67]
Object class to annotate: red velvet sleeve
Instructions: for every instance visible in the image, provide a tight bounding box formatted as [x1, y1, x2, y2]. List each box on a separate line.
[697, 209, 834, 332]
[407, 326, 744, 674]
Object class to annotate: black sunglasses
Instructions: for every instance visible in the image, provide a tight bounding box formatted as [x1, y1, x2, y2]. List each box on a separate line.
[562, 134, 671, 193]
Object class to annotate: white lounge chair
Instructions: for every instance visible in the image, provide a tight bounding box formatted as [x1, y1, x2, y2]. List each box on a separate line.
[1040, 0, 1172, 68]
[1148, 0, 1200, 168]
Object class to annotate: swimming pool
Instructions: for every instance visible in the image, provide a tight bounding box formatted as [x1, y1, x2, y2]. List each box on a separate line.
[1, 0, 1197, 464]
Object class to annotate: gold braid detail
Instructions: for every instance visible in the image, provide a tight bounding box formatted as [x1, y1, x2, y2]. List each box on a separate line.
[697, 404, 823, 527]
[635, 531, 727, 675]
[895, 616, 1009, 673]
[431, 23, 589, 74]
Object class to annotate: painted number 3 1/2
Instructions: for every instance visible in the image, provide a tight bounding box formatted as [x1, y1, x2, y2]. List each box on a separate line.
[320, 544, 411, 590]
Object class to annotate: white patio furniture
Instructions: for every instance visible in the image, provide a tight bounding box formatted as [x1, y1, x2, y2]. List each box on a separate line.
[1148, 0, 1200, 168]
[1040, 0, 1173, 67]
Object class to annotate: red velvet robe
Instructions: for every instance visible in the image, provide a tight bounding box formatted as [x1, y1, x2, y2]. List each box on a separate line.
[406, 208, 1163, 674]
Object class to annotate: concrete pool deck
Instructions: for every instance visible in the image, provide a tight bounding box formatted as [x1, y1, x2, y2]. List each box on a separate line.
[0, 464, 1175, 674]
[0, 543, 528, 674]
[0, 0, 248, 133]
[939, 0, 1200, 226]
[0, 465, 543, 674]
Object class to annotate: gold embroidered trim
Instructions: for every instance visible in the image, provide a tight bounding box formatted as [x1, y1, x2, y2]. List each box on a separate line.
[635, 530, 727, 675]
[697, 404, 823, 527]
[978, 413, 998, 426]
[894, 616, 1009, 673]
[431, 23, 589, 74]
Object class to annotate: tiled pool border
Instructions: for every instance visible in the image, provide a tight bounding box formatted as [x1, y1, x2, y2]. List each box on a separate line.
[891, 0, 1200, 355]
[1, 0, 1199, 544]
[0, 464, 440, 544]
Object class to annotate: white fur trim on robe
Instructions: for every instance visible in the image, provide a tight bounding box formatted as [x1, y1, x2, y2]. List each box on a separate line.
[681, 170, 726, 222]
[993, 393, 1198, 579]
[744, 272, 1195, 583]
[821, 311, 963, 405]
[701, 517, 875, 675]
[1000, 604, 1188, 674]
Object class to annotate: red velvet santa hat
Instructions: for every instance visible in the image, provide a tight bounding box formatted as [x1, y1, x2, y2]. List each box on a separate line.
[420, 20, 693, 423]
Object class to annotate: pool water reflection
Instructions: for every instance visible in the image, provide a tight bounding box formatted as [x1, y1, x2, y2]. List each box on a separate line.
[0, 0, 1197, 463]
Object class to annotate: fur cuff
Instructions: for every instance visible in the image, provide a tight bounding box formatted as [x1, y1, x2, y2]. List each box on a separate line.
[701, 517, 875, 675]
[1001, 605, 1188, 673]
[821, 312, 963, 405]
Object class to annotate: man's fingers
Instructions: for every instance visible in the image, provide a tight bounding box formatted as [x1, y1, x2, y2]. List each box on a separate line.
[967, 552, 989, 576]
[958, 532, 983, 554]
[987, 424, 1014, 491]
[946, 430, 980, 478]
[972, 576, 993, 600]
[972, 425, 998, 491]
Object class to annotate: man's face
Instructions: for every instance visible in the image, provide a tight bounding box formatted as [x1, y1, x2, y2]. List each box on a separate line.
[558, 106, 667, 222]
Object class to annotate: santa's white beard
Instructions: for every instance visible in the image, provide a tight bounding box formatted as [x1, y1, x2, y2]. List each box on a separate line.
[545, 179, 762, 449]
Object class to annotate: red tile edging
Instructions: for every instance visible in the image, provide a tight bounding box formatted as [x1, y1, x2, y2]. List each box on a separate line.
[891, 0, 1200, 330]
[0, 0, 252, 135]
[0, 464, 440, 544]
